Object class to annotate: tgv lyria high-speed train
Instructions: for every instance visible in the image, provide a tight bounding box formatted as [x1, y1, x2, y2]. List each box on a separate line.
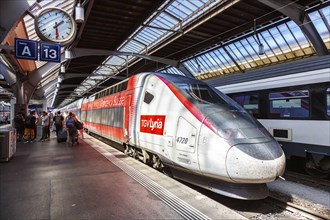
[60, 72, 285, 200]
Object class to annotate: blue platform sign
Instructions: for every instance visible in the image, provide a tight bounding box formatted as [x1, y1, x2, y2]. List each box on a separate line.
[40, 42, 61, 63]
[14, 38, 38, 60]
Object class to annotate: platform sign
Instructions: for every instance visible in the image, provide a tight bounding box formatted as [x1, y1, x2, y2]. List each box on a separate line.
[40, 42, 61, 63]
[14, 38, 38, 60]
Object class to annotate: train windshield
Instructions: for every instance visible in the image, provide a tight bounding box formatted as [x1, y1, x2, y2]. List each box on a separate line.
[176, 83, 227, 105]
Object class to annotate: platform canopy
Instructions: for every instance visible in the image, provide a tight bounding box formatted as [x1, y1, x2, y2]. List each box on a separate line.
[0, 0, 329, 107]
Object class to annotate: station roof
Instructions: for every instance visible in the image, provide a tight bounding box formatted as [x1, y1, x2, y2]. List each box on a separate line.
[0, 0, 329, 108]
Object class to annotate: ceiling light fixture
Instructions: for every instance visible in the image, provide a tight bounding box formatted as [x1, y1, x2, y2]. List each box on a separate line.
[60, 64, 65, 73]
[254, 19, 264, 55]
[75, 2, 84, 23]
[65, 49, 71, 59]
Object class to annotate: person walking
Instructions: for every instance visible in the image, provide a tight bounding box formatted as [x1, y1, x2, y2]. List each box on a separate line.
[13, 112, 25, 142]
[47, 111, 54, 140]
[23, 111, 37, 143]
[39, 111, 49, 142]
[72, 113, 84, 139]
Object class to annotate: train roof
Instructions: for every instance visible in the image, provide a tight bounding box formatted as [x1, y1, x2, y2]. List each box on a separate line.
[206, 55, 330, 87]
[152, 72, 206, 85]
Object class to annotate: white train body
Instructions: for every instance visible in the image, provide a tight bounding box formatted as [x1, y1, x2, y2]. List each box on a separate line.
[64, 72, 286, 199]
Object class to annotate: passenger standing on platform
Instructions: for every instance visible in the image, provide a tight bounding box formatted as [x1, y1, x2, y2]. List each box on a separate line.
[66, 112, 78, 145]
[24, 111, 37, 143]
[72, 113, 84, 139]
[13, 112, 25, 142]
[34, 111, 39, 139]
[53, 111, 64, 136]
[47, 111, 54, 140]
[39, 111, 49, 142]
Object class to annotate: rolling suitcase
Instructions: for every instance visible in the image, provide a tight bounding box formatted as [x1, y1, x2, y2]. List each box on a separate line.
[57, 128, 67, 142]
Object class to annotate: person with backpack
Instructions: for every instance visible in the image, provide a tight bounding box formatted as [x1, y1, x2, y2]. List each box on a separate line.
[13, 112, 25, 142]
[24, 111, 37, 143]
[66, 112, 79, 145]
[72, 113, 84, 139]
[53, 111, 64, 136]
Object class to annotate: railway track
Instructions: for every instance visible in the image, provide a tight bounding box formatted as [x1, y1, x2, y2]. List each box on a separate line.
[283, 171, 330, 190]
[267, 195, 330, 220]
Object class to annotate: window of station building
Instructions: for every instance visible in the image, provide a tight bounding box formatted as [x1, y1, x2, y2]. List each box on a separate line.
[327, 88, 330, 117]
[231, 94, 259, 118]
[269, 90, 310, 118]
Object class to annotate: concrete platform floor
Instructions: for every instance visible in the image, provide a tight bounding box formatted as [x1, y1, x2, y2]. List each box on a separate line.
[0, 132, 245, 220]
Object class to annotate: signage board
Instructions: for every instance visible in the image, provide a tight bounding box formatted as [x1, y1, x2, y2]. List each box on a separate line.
[40, 42, 61, 63]
[14, 38, 38, 60]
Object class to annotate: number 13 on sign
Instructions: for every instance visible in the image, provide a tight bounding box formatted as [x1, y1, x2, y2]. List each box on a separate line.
[40, 42, 61, 63]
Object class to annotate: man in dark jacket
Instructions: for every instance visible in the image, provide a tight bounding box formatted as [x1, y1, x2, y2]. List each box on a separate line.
[14, 112, 25, 142]
[53, 111, 64, 136]
[24, 111, 37, 143]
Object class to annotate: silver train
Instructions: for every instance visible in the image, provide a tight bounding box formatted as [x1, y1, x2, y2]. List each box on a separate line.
[60, 72, 285, 199]
[208, 57, 330, 178]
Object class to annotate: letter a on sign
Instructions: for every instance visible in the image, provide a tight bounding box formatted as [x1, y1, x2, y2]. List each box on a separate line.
[14, 38, 38, 60]
[22, 46, 32, 56]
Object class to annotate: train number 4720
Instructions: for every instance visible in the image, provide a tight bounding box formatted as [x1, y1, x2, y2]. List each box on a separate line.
[176, 137, 188, 144]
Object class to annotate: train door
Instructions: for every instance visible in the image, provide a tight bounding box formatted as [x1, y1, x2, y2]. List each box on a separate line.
[124, 95, 132, 143]
[175, 116, 199, 171]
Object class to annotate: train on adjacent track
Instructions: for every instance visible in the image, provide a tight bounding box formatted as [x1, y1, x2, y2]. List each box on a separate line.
[207, 56, 330, 178]
[59, 72, 285, 200]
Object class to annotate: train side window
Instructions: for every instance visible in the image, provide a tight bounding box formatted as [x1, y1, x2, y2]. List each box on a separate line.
[269, 90, 310, 118]
[327, 88, 330, 117]
[144, 91, 154, 104]
[231, 94, 259, 118]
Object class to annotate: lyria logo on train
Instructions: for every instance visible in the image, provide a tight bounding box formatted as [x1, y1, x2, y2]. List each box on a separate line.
[140, 115, 166, 135]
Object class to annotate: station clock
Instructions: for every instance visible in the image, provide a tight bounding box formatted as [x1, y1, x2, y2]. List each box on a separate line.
[34, 7, 77, 46]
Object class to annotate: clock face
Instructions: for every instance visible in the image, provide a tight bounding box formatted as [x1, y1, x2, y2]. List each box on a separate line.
[35, 8, 76, 45]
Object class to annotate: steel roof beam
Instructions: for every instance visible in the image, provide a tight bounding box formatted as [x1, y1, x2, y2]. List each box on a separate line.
[71, 48, 194, 78]
[0, 0, 30, 42]
[15, 48, 192, 105]
[258, 0, 328, 56]
[61, 73, 126, 80]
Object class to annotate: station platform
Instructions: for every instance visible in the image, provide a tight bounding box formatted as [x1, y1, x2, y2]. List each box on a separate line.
[0, 131, 245, 220]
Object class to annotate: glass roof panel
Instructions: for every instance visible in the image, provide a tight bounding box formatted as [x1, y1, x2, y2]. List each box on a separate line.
[310, 8, 330, 40]
[60, 1, 329, 107]
[184, 60, 198, 73]
[69, 0, 224, 106]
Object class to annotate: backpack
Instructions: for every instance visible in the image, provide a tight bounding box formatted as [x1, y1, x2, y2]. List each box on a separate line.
[75, 120, 83, 130]
[54, 115, 62, 126]
[25, 115, 33, 127]
[14, 114, 24, 127]
[25, 115, 35, 128]
[66, 117, 75, 128]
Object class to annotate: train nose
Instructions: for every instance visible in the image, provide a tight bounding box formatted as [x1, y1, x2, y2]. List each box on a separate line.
[225, 141, 286, 183]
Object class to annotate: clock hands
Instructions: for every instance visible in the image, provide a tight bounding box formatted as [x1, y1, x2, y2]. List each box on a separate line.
[53, 20, 64, 28]
[54, 21, 64, 39]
